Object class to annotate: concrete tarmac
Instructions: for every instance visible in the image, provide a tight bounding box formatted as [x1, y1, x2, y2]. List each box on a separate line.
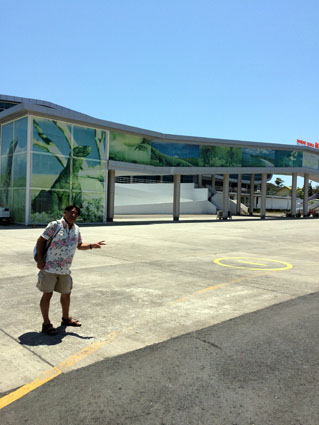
[2, 293, 319, 425]
[0, 215, 318, 424]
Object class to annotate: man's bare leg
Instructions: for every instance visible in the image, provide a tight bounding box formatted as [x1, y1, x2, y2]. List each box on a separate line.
[60, 293, 70, 320]
[40, 292, 53, 325]
[60, 293, 81, 326]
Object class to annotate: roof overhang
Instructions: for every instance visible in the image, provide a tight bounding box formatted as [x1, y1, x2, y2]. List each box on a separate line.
[1, 95, 319, 182]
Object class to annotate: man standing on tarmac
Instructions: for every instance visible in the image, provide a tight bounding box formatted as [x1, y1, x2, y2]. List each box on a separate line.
[36, 204, 106, 335]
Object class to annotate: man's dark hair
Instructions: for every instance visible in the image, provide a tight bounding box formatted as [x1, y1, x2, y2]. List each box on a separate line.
[64, 205, 81, 216]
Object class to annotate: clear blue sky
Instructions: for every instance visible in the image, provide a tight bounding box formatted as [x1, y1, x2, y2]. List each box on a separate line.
[1, 0, 318, 187]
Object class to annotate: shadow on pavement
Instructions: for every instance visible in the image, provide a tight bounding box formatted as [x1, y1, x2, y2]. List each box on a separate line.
[18, 325, 93, 346]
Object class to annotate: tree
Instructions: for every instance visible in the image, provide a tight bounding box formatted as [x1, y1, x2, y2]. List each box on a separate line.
[266, 183, 278, 195]
[296, 187, 304, 198]
[296, 183, 314, 198]
[308, 182, 313, 197]
[275, 177, 284, 187]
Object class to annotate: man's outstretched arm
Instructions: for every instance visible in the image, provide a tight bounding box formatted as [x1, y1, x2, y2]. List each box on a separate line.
[77, 240, 106, 250]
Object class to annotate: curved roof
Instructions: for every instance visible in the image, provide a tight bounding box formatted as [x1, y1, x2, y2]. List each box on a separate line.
[0, 94, 308, 149]
[1, 94, 318, 182]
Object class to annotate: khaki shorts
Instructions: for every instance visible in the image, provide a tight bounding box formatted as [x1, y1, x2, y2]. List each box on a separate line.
[37, 270, 73, 294]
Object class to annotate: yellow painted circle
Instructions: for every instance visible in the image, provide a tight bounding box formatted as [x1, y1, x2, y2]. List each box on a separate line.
[214, 257, 293, 271]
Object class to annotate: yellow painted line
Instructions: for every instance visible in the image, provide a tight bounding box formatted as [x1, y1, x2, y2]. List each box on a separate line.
[170, 282, 229, 304]
[237, 260, 267, 266]
[197, 283, 229, 294]
[169, 273, 271, 305]
[214, 257, 293, 271]
[57, 330, 121, 371]
[0, 330, 124, 410]
[0, 367, 62, 410]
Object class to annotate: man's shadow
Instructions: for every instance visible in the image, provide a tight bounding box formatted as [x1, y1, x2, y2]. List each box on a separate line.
[18, 325, 94, 346]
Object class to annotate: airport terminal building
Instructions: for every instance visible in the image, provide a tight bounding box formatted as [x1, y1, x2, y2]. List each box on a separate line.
[0, 94, 318, 224]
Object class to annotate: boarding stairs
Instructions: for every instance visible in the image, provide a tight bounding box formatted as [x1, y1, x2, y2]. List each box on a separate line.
[206, 185, 249, 215]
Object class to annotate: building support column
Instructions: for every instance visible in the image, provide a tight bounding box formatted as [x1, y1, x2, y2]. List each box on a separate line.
[107, 170, 115, 222]
[173, 174, 181, 222]
[303, 173, 309, 217]
[236, 174, 242, 215]
[260, 173, 267, 219]
[198, 175, 203, 188]
[25, 116, 33, 225]
[291, 172, 297, 217]
[211, 174, 216, 192]
[222, 174, 230, 219]
[249, 174, 255, 215]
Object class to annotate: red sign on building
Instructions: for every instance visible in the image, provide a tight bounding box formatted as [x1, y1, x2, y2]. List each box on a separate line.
[297, 139, 319, 149]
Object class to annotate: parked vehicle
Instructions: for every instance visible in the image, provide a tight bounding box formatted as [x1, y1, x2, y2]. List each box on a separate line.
[216, 210, 232, 220]
[216, 210, 223, 220]
[0, 205, 11, 224]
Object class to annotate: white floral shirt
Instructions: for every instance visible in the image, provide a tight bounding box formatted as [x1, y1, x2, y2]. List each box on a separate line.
[42, 217, 82, 275]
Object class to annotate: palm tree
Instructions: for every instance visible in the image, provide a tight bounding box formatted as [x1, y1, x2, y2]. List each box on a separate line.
[275, 177, 284, 187]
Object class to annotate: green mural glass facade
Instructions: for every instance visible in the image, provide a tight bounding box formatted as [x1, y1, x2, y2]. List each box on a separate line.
[109, 131, 151, 164]
[109, 131, 310, 170]
[1, 117, 319, 225]
[303, 152, 319, 170]
[31, 118, 107, 224]
[0, 117, 27, 223]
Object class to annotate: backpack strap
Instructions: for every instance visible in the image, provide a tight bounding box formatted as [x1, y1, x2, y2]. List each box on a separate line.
[49, 220, 62, 243]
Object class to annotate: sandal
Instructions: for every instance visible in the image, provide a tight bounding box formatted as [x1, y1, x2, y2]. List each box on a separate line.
[61, 317, 81, 327]
[42, 323, 58, 335]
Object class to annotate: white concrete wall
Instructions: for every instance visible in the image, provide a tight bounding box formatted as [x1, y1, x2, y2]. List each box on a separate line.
[256, 196, 302, 210]
[114, 183, 216, 214]
[265, 197, 291, 210]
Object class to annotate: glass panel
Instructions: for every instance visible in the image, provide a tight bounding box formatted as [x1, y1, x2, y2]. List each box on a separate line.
[275, 150, 302, 167]
[302, 152, 319, 170]
[12, 190, 26, 223]
[1, 122, 14, 156]
[13, 153, 27, 188]
[69, 150, 98, 192]
[15, 118, 28, 153]
[31, 153, 69, 190]
[151, 142, 199, 166]
[33, 118, 71, 156]
[31, 188, 70, 214]
[31, 189, 68, 224]
[98, 129, 107, 160]
[242, 148, 275, 167]
[0, 155, 13, 189]
[31, 152, 71, 218]
[0, 188, 11, 207]
[73, 126, 106, 161]
[77, 159, 106, 192]
[72, 191, 104, 223]
[199, 146, 242, 167]
[109, 131, 151, 164]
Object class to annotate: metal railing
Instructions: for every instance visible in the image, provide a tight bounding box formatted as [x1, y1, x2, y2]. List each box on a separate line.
[115, 177, 172, 184]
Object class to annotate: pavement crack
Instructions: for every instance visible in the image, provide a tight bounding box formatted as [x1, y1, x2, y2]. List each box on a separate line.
[194, 336, 222, 351]
[0, 328, 55, 368]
